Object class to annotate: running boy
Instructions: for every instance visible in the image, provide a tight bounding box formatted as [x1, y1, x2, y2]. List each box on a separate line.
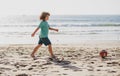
[31, 12, 58, 60]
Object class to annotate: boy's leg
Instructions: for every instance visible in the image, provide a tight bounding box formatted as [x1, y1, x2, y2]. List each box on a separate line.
[31, 44, 42, 57]
[48, 44, 54, 57]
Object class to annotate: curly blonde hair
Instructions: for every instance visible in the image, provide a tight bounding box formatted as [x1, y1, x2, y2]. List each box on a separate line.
[40, 12, 50, 21]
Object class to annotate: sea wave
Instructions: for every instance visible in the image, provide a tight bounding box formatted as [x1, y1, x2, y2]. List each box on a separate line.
[0, 24, 120, 27]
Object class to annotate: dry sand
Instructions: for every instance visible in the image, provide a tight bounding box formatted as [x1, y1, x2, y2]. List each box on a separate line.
[0, 41, 120, 76]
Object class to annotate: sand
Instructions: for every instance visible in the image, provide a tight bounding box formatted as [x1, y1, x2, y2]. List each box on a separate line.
[0, 41, 120, 76]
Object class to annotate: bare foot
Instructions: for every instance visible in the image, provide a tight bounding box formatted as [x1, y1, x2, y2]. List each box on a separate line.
[31, 54, 37, 60]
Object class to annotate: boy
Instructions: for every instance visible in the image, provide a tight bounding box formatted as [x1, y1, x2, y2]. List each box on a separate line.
[31, 12, 58, 60]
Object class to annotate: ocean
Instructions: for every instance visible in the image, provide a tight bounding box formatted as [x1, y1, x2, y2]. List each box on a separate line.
[0, 15, 120, 44]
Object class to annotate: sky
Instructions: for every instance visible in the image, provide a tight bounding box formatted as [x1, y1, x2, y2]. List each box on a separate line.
[0, 0, 120, 15]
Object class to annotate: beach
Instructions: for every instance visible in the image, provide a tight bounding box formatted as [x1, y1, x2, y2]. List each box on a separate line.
[0, 15, 120, 76]
[0, 0, 120, 75]
[0, 40, 120, 76]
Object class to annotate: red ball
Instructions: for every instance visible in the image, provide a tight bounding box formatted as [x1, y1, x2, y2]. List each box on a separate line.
[100, 50, 107, 58]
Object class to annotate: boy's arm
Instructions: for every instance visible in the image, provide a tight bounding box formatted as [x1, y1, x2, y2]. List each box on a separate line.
[31, 27, 39, 37]
[49, 27, 58, 32]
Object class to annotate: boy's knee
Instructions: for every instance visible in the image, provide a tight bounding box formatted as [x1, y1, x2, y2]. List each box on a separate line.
[36, 44, 42, 48]
[38, 44, 42, 46]
[48, 44, 52, 46]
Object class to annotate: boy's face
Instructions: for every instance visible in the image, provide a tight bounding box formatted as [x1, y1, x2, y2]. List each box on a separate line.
[45, 15, 49, 21]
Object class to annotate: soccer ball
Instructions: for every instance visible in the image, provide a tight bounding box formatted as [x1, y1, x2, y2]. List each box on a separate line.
[100, 50, 107, 58]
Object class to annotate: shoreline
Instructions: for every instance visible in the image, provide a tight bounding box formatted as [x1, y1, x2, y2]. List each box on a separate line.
[0, 40, 120, 47]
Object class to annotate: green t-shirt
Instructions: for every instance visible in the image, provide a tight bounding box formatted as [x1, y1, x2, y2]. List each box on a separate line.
[38, 21, 50, 38]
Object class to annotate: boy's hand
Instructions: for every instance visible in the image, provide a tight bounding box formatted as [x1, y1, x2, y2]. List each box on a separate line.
[31, 33, 35, 37]
[55, 29, 59, 32]
[31, 27, 39, 37]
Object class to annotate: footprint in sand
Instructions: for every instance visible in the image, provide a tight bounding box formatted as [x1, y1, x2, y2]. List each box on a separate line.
[16, 73, 28, 76]
[31, 65, 37, 67]
[41, 67, 47, 69]
[51, 70, 59, 73]
[20, 64, 27, 67]
[28, 67, 33, 70]
[87, 69, 94, 71]
[14, 62, 28, 69]
[91, 62, 94, 64]
[0, 67, 11, 71]
[13, 70, 17, 72]
[97, 65, 103, 67]
[74, 69, 83, 71]
[96, 69, 101, 71]
[108, 70, 117, 73]
[64, 68, 69, 70]
[62, 73, 68, 75]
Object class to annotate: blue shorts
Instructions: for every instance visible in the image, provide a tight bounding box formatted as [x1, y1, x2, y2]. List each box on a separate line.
[38, 37, 51, 46]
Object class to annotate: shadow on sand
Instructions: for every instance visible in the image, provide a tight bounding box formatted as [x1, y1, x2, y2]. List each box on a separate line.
[51, 60, 81, 71]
